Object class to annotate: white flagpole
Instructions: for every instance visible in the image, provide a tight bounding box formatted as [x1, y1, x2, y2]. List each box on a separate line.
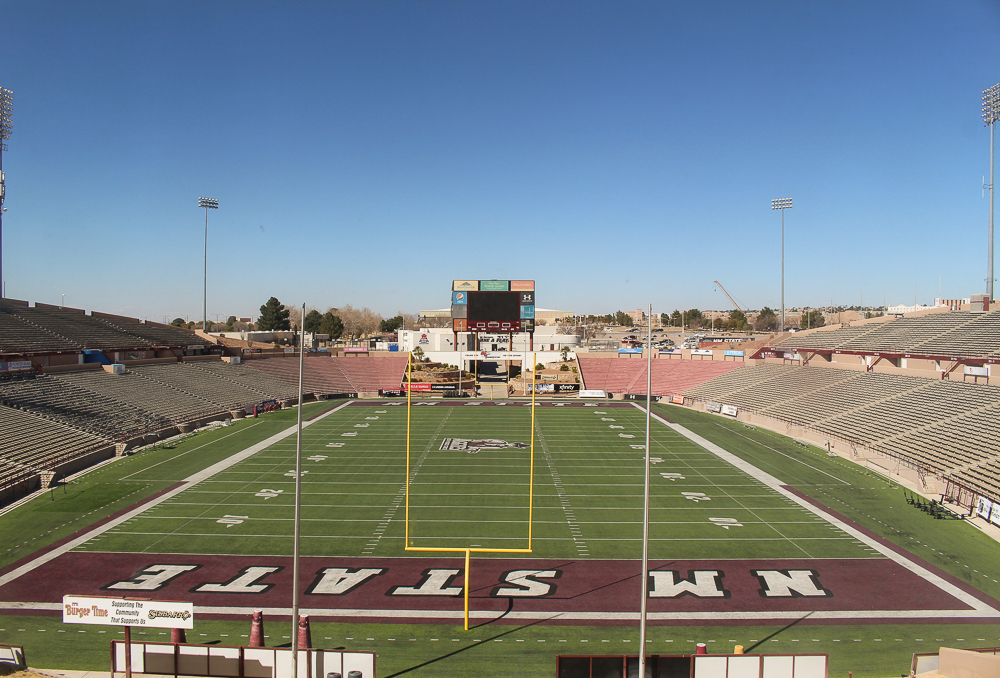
[290, 303, 305, 678]
[639, 304, 652, 677]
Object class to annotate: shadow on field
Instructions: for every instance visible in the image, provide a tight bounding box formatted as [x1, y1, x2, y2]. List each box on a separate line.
[468, 561, 679, 602]
[742, 611, 814, 653]
[383, 616, 552, 677]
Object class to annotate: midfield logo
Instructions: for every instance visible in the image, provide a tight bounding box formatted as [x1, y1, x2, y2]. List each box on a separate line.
[440, 437, 528, 454]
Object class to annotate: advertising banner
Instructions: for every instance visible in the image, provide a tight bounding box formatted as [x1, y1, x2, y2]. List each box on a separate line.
[452, 291, 469, 305]
[479, 280, 510, 291]
[522, 319, 534, 332]
[691, 349, 714, 356]
[453, 280, 478, 292]
[510, 280, 535, 291]
[618, 348, 642, 354]
[453, 319, 467, 332]
[554, 383, 581, 392]
[519, 291, 535, 305]
[977, 496, 993, 520]
[461, 351, 526, 361]
[430, 383, 459, 391]
[344, 347, 368, 353]
[964, 366, 989, 377]
[671, 395, 684, 404]
[784, 352, 802, 361]
[721, 404, 738, 417]
[705, 401, 722, 413]
[63, 595, 194, 629]
[520, 305, 535, 319]
[4, 361, 32, 371]
[659, 349, 682, 355]
[380, 389, 403, 396]
[451, 304, 468, 319]
[402, 383, 432, 391]
[724, 350, 745, 357]
[579, 389, 607, 398]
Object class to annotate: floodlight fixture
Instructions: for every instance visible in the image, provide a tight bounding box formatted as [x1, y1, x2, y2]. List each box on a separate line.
[0, 87, 11, 298]
[771, 198, 793, 332]
[983, 84, 999, 300]
[198, 197, 219, 332]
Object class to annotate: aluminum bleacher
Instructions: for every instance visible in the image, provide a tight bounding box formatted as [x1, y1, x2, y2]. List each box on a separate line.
[189, 361, 299, 400]
[4, 307, 155, 350]
[130, 363, 269, 411]
[0, 405, 109, 473]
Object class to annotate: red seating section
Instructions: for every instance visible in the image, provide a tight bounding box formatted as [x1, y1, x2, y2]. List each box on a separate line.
[577, 356, 745, 396]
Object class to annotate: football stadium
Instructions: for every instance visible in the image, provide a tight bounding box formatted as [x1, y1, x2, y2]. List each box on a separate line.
[0, 296, 999, 677]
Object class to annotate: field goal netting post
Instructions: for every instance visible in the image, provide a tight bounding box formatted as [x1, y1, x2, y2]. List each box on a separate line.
[404, 351, 538, 630]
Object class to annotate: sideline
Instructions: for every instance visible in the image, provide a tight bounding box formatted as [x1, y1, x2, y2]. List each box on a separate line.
[632, 403, 1000, 619]
[0, 401, 352, 590]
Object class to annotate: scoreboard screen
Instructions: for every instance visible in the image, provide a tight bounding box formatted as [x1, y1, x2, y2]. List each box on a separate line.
[452, 280, 534, 333]
[468, 292, 519, 323]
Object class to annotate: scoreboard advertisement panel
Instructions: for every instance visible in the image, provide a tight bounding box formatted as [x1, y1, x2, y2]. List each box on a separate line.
[451, 280, 534, 333]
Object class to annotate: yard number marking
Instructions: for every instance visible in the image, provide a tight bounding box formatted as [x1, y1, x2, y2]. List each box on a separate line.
[609, 425, 624, 429]
[601, 418, 616, 421]
[217, 515, 249, 528]
[284, 470, 309, 477]
[255, 489, 283, 500]
[355, 423, 370, 428]
[326, 443, 345, 448]
[365, 416, 379, 420]
[660, 473, 685, 481]
[710, 517, 743, 529]
[307, 455, 328, 462]
[618, 433, 635, 438]
[682, 492, 710, 502]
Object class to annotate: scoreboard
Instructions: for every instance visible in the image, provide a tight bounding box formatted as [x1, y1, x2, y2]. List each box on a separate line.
[451, 280, 535, 333]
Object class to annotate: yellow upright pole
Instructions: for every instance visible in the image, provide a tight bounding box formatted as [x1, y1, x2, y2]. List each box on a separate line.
[405, 352, 411, 547]
[529, 351, 536, 548]
[464, 548, 471, 631]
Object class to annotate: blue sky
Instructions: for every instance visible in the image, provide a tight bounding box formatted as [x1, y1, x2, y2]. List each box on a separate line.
[1, 1, 999, 321]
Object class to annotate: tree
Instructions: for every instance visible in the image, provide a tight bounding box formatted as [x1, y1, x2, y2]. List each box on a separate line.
[257, 297, 291, 331]
[380, 315, 405, 333]
[802, 309, 827, 328]
[669, 310, 682, 327]
[728, 309, 750, 332]
[685, 309, 703, 329]
[170, 317, 186, 327]
[225, 315, 237, 332]
[412, 346, 425, 362]
[560, 346, 570, 362]
[755, 306, 778, 331]
[319, 311, 343, 339]
[613, 311, 634, 327]
[304, 309, 323, 333]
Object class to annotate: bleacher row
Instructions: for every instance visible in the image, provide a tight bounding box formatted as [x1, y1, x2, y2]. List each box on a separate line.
[0, 305, 198, 353]
[576, 356, 745, 396]
[0, 357, 407, 491]
[776, 309, 1000, 359]
[681, 363, 1000, 501]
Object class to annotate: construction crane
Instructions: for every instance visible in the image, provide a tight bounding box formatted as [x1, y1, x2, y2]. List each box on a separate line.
[713, 280, 748, 318]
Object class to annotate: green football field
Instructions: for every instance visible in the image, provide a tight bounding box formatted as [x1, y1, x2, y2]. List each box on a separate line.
[0, 399, 998, 678]
[76, 401, 871, 560]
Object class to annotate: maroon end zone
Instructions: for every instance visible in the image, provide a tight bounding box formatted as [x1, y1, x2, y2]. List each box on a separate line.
[1, 551, 994, 625]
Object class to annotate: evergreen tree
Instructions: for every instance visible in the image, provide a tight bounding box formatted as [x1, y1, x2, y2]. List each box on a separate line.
[319, 311, 344, 339]
[257, 297, 291, 331]
[304, 309, 323, 333]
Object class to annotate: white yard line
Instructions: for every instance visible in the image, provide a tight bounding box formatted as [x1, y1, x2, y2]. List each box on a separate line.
[0, 403, 350, 590]
[634, 404, 1000, 617]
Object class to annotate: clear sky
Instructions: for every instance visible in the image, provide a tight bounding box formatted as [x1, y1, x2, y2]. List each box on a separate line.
[2, 1, 999, 322]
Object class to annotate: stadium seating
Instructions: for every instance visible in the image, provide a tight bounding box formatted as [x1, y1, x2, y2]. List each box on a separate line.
[129, 363, 270, 411]
[188, 361, 300, 400]
[576, 356, 744, 395]
[0, 405, 108, 474]
[0, 374, 170, 441]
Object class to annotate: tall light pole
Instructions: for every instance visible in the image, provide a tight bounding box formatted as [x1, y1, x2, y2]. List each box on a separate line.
[0, 88, 13, 296]
[983, 84, 999, 301]
[198, 197, 219, 331]
[772, 198, 793, 331]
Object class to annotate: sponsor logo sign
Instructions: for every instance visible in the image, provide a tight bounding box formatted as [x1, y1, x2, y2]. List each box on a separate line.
[440, 437, 527, 454]
[344, 347, 369, 353]
[783, 352, 801, 361]
[418, 334, 430, 345]
[659, 349, 682, 355]
[452, 291, 468, 305]
[721, 404, 738, 417]
[619, 348, 642, 354]
[453, 280, 478, 291]
[580, 389, 607, 398]
[554, 383, 580, 392]
[724, 350, 744, 357]
[965, 365, 989, 377]
[453, 319, 467, 332]
[692, 349, 714, 356]
[521, 319, 534, 333]
[380, 389, 403, 396]
[705, 401, 722, 413]
[430, 383, 458, 391]
[977, 497, 993, 521]
[510, 280, 535, 291]
[451, 304, 468, 319]
[63, 595, 193, 629]
[479, 280, 510, 291]
[461, 351, 526, 361]
[4, 361, 32, 371]
[519, 291, 535, 305]
[402, 383, 432, 391]
[520, 306, 535, 319]
[671, 395, 684, 404]
[242, 348, 261, 354]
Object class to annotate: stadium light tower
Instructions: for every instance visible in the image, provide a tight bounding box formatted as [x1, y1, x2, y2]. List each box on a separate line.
[198, 197, 219, 332]
[772, 197, 793, 331]
[983, 84, 999, 301]
[0, 87, 13, 296]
